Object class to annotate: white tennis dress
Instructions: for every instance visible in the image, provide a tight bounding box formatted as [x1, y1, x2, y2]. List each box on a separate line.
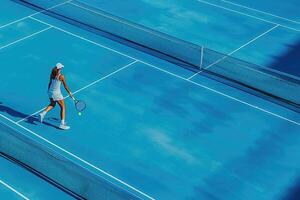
[48, 74, 64, 101]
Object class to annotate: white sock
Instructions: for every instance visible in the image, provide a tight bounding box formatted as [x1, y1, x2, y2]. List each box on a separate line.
[61, 119, 65, 125]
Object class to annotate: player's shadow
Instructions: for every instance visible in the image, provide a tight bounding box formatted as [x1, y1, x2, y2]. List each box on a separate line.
[0, 102, 60, 130]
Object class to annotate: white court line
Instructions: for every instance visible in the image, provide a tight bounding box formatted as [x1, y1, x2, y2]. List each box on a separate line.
[0, 27, 52, 51]
[72, 60, 138, 94]
[187, 24, 279, 80]
[0, 2, 295, 199]
[0, 180, 30, 200]
[1, 12, 298, 199]
[17, 60, 138, 123]
[222, 24, 279, 56]
[29, 16, 138, 61]
[0, 114, 155, 200]
[142, 61, 300, 126]
[196, 0, 300, 33]
[0, 0, 71, 30]
[16, 107, 46, 124]
[220, 0, 300, 25]
[27, 17, 300, 126]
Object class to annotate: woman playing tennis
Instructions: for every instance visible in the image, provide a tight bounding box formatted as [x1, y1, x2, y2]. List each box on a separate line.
[39, 63, 73, 130]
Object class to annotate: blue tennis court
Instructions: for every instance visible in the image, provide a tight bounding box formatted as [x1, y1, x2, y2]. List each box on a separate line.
[1, 0, 300, 200]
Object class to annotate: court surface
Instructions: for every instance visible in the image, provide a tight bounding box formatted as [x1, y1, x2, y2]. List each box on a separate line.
[1, 0, 300, 199]
[87, 0, 300, 77]
[0, 155, 74, 200]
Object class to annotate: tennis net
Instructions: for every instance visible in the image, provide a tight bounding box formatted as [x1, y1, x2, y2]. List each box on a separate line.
[201, 48, 300, 111]
[0, 118, 145, 199]
[12, 0, 300, 110]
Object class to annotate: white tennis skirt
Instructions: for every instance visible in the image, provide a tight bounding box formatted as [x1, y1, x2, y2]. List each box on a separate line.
[48, 91, 64, 101]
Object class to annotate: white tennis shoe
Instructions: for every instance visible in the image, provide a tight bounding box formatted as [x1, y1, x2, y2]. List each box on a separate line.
[59, 123, 70, 130]
[39, 113, 45, 123]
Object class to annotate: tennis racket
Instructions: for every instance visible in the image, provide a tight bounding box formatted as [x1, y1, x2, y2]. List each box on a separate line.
[71, 97, 86, 112]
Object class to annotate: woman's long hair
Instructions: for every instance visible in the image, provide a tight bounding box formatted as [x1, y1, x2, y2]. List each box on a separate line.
[50, 67, 59, 80]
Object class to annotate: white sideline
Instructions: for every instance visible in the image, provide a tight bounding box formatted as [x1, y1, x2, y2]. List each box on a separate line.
[0, 180, 30, 200]
[220, 0, 300, 25]
[72, 0, 300, 33]
[0, 0, 71, 30]
[196, 0, 300, 33]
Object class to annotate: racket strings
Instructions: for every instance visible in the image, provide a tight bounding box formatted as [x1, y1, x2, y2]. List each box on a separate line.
[75, 101, 86, 112]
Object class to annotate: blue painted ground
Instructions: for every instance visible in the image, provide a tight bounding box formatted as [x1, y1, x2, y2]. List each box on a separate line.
[224, 0, 300, 22]
[0, 1, 34, 26]
[0, 156, 73, 199]
[0, 185, 20, 200]
[1, 1, 300, 200]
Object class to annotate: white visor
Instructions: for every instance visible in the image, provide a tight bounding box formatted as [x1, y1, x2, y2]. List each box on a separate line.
[56, 63, 64, 69]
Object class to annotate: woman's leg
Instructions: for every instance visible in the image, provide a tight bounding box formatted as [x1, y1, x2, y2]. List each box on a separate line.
[57, 100, 65, 122]
[39, 99, 56, 122]
[57, 100, 70, 130]
[45, 98, 56, 112]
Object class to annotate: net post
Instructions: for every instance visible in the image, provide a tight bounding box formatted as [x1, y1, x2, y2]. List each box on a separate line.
[200, 46, 204, 70]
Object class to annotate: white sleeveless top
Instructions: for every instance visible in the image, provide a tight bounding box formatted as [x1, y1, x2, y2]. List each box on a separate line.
[48, 74, 64, 101]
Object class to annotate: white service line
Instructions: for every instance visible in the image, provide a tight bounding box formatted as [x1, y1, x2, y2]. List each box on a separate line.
[187, 24, 279, 80]
[220, 0, 300, 25]
[224, 24, 279, 56]
[0, 27, 52, 51]
[0, 0, 71, 30]
[17, 60, 138, 123]
[0, 180, 30, 200]
[27, 17, 300, 126]
[0, 114, 155, 200]
[196, 0, 300, 33]
[72, 60, 138, 95]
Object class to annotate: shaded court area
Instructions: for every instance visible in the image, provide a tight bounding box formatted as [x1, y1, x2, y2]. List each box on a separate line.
[0, 155, 74, 200]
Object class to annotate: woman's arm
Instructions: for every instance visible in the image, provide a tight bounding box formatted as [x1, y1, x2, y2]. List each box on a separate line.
[60, 75, 74, 98]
